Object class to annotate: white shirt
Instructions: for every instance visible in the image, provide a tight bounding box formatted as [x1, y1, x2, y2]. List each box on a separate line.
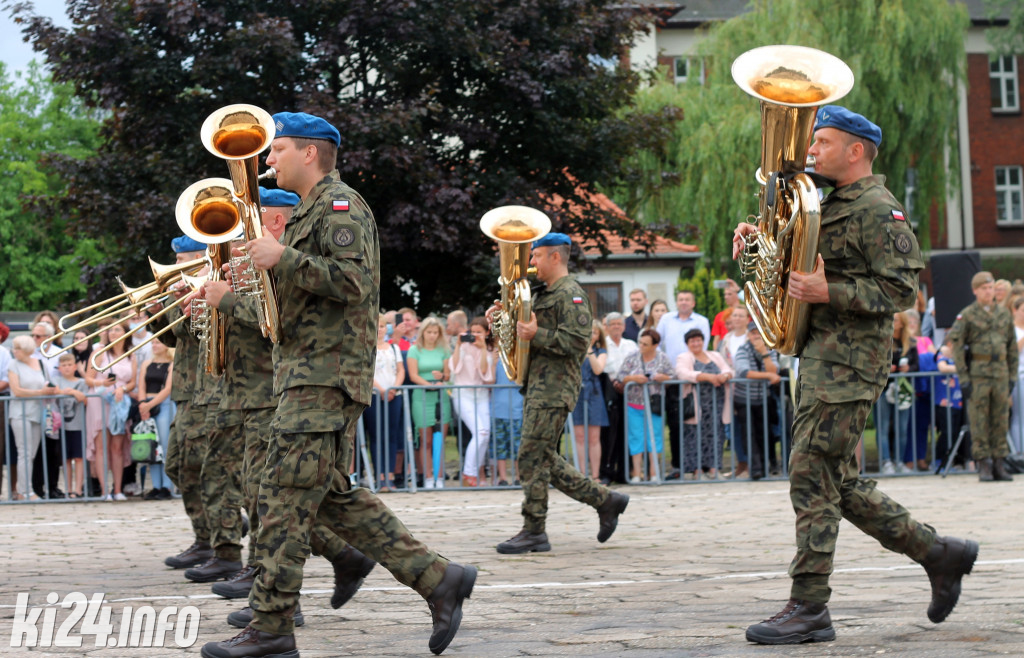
[604, 336, 638, 379]
[724, 332, 749, 365]
[32, 347, 60, 383]
[656, 311, 711, 365]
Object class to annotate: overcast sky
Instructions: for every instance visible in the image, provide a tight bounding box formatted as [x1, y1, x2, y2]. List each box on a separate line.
[1, 0, 72, 79]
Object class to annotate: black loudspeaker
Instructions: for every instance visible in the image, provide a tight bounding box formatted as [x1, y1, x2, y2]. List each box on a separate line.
[930, 251, 981, 328]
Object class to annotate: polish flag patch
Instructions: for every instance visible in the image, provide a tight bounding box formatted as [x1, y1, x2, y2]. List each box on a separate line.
[891, 209, 906, 221]
[333, 200, 349, 212]
[572, 296, 584, 304]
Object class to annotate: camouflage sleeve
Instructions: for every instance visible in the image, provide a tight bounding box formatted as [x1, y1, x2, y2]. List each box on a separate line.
[216, 291, 262, 330]
[948, 315, 970, 387]
[532, 294, 590, 358]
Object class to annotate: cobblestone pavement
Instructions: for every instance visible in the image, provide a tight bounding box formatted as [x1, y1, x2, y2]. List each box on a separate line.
[1, 474, 1022, 656]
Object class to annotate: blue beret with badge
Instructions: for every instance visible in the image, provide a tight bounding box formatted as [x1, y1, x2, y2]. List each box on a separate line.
[533, 232, 572, 248]
[272, 111, 341, 147]
[259, 186, 300, 208]
[815, 105, 882, 147]
[172, 235, 206, 253]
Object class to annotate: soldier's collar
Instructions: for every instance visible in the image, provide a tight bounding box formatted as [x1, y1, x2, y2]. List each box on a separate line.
[831, 174, 886, 200]
[292, 170, 341, 219]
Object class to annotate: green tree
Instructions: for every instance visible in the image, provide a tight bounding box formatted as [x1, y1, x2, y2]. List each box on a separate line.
[610, 0, 968, 271]
[0, 61, 103, 310]
[9, 0, 678, 311]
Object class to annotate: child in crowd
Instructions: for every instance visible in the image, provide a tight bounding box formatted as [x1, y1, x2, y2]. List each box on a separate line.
[490, 364, 523, 486]
[53, 353, 89, 498]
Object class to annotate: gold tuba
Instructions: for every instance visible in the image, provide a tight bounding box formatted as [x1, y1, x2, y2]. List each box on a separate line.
[480, 206, 551, 385]
[201, 104, 282, 343]
[731, 45, 854, 355]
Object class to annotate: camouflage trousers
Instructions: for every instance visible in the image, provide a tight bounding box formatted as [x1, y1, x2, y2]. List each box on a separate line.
[163, 401, 186, 488]
[965, 378, 1011, 460]
[171, 401, 210, 543]
[518, 401, 610, 534]
[788, 388, 937, 603]
[203, 409, 246, 560]
[249, 387, 448, 636]
[241, 407, 351, 567]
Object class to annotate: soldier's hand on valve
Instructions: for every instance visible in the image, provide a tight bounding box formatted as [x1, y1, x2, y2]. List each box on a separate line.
[485, 302, 502, 325]
[202, 280, 231, 308]
[246, 233, 285, 270]
[788, 254, 830, 304]
[517, 311, 538, 341]
[733, 222, 758, 260]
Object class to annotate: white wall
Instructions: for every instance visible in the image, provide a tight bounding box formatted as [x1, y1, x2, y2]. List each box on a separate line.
[576, 263, 683, 312]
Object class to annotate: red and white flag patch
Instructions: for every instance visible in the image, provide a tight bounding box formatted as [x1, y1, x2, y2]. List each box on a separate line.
[572, 296, 584, 304]
[333, 200, 349, 212]
[891, 209, 905, 221]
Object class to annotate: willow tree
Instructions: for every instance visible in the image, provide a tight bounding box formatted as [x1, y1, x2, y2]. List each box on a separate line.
[611, 0, 969, 271]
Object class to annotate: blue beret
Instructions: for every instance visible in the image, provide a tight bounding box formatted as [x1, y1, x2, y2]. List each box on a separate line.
[259, 186, 300, 208]
[815, 105, 882, 147]
[533, 232, 572, 249]
[171, 235, 206, 253]
[272, 111, 340, 147]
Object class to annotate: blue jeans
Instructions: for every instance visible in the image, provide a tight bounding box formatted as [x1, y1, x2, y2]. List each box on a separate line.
[874, 397, 909, 464]
[146, 399, 177, 490]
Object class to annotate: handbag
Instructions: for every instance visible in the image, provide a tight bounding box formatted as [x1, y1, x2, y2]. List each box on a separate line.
[648, 391, 663, 414]
[681, 391, 696, 420]
[884, 378, 914, 411]
[130, 418, 160, 464]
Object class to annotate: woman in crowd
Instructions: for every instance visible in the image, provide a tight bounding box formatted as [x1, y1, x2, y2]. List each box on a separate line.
[644, 299, 669, 331]
[905, 311, 934, 472]
[1011, 296, 1024, 453]
[618, 328, 674, 483]
[490, 358, 523, 486]
[407, 316, 451, 489]
[365, 313, 405, 491]
[85, 320, 136, 501]
[876, 310, 917, 474]
[7, 335, 56, 501]
[451, 316, 496, 487]
[137, 337, 174, 500]
[994, 279, 1012, 310]
[572, 319, 608, 479]
[675, 328, 733, 479]
[935, 340, 970, 471]
[72, 329, 93, 378]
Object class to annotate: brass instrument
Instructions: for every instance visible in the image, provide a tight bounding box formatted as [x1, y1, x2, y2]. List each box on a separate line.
[201, 104, 281, 343]
[731, 45, 854, 355]
[480, 206, 552, 385]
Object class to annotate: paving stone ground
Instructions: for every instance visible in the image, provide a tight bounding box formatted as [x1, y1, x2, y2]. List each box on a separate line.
[1, 474, 1022, 656]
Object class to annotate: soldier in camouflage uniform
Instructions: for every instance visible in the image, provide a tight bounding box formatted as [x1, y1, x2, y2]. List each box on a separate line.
[486, 232, 629, 555]
[201, 112, 475, 658]
[734, 106, 978, 644]
[163, 237, 215, 570]
[202, 188, 376, 627]
[948, 271, 1018, 481]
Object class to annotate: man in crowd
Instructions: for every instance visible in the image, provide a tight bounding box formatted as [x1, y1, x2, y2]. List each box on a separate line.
[623, 288, 648, 342]
[202, 111, 474, 658]
[711, 280, 742, 350]
[446, 310, 468, 352]
[948, 271, 1018, 482]
[488, 232, 628, 555]
[601, 312, 637, 484]
[731, 322, 780, 480]
[734, 105, 978, 644]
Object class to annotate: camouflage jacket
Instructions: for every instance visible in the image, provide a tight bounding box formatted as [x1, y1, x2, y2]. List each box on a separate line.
[168, 304, 200, 403]
[522, 275, 592, 409]
[270, 170, 379, 404]
[214, 294, 276, 410]
[799, 175, 923, 403]
[948, 301, 1018, 387]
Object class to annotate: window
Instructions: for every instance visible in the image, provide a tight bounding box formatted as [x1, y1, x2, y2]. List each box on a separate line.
[990, 55, 1019, 112]
[995, 166, 1023, 224]
[673, 57, 704, 85]
[581, 283, 622, 320]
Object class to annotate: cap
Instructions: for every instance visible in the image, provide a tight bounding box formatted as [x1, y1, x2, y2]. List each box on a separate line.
[533, 232, 571, 248]
[272, 111, 341, 147]
[971, 271, 994, 289]
[815, 105, 882, 146]
[259, 186, 300, 208]
[747, 321, 759, 332]
[172, 235, 206, 253]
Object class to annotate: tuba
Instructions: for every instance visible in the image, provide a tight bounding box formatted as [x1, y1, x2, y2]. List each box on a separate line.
[732, 45, 854, 355]
[480, 206, 551, 385]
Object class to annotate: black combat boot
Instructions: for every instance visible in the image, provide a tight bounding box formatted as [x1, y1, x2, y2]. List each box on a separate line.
[212, 565, 258, 599]
[978, 458, 994, 481]
[185, 557, 243, 583]
[919, 535, 978, 623]
[330, 546, 376, 609]
[745, 598, 835, 644]
[165, 541, 214, 569]
[993, 457, 1014, 482]
[496, 529, 551, 554]
[596, 491, 629, 543]
[425, 563, 477, 655]
[199, 625, 297, 658]
[227, 605, 304, 629]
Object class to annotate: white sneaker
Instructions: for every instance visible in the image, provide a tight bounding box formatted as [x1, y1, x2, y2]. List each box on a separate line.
[123, 482, 141, 496]
[881, 461, 896, 475]
[434, 478, 445, 489]
[113, 493, 127, 501]
[101, 494, 114, 502]
[630, 476, 642, 484]
[422, 479, 435, 490]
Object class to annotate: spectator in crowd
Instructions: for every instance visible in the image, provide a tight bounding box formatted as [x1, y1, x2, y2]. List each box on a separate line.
[30, 321, 60, 381]
[922, 296, 936, 341]
[33, 311, 62, 351]
[445, 310, 468, 352]
[407, 316, 451, 488]
[53, 353, 88, 499]
[950, 271, 1018, 481]
[365, 313, 405, 491]
[994, 279, 1011, 309]
[618, 328, 674, 482]
[645, 299, 669, 331]
[490, 360, 523, 486]
[71, 329, 93, 378]
[86, 320, 137, 500]
[732, 322, 780, 480]
[7, 335, 56, 501]
[601, 312, 637, 484]
[390, 306, 418, 484]
[711, 280, 742, 350]
[623, 288, 648, 342]
[0, 322, 10, 495]
[719, 306, 751, 478]
[875, 311, 918, 474]
[657, 291, 711, 478]
[451, 316, 496, 487]
[127, 309, 154, 371]
[572, 320, 608, 479]
[30, 321, 67, 498]
[1012, 296, 1024, 453]
[935, 340, 970, 471]
[675, 328, 733, 479]
[137, 337, 175, 500]
[906, 312, 936, 472]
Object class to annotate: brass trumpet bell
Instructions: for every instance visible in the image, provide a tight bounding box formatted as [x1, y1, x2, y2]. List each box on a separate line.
[175, 178, 245, 245]
[201, 104, 276, 162]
